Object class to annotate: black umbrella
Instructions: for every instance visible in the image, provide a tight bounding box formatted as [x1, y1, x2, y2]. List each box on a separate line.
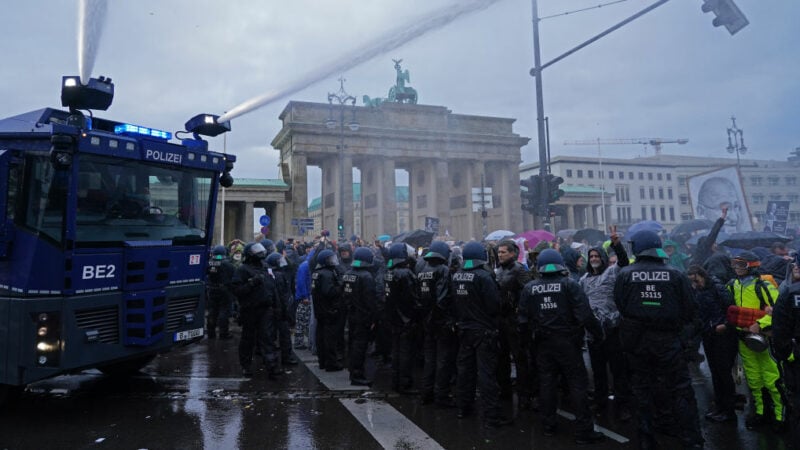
[572, 228, 607, 245]
[671, 219, 714, 236]
[392, 229, 434, 248]
[719, 231, 792, 250]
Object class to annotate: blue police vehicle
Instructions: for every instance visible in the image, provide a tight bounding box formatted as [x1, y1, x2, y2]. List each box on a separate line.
[0, 76, 235, 403]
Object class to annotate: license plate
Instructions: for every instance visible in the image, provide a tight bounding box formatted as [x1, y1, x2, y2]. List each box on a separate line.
[174, 327, 204, 342]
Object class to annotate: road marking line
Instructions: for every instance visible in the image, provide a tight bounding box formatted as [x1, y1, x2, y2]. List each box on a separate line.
[341, 398, 446, 450]
[296, 348, 445, 449]
[556, 409, 630, 444]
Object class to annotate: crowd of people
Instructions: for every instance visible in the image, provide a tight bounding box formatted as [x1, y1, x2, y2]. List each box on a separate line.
[204, 209, 800, 449]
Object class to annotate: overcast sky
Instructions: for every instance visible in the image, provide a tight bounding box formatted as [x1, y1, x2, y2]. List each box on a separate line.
[2, 0, 798, 204]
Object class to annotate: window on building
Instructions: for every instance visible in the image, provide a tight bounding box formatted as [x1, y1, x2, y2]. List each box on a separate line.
[649, 187, 655, 200]
[751, 176, 762, 186]
[681, 213, 693, 221]
[588, 170, 594, 179]
[786, 176, 797, 186]
[770, 194, 782, 201]
[768, 177, 779, 186]
[608, 171, 614, 179]
[666, 174, 672, 181]
[648, 173, 654, 181]
[657, 173, 663, 181]
[651, 207, 657, 221]
[577, 170, 583, 178]
[669, 207, 675, 222]
[660, 207, 666, 221]
[680, 194, 688, 205]
[566, 169, 573, 177]
[678, 175, 686, 186]
[641, 207, 647, 221]
[658, 187, 664, 200]
[640, 187, 646, 200]
[639, 172, 644, 180]
[619, 171, 624, 180]
[752, 194, 764, 204]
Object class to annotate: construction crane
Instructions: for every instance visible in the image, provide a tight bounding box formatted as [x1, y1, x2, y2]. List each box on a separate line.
[563, 138, 689, 155]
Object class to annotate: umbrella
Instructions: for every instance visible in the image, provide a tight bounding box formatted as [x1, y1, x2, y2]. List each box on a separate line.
[516, 229, 555, 246]
[572, 228, 607, 245]
[393, 229, 434, 248]
[719, 231, 792, 250]
[377, 234, 391, 242]
[484, 229, 516, 241]
[557, 228, 577, 239]
[627, 220, 664, 237]
[671, 219, 714, 236]
[686, 231, 730, 246]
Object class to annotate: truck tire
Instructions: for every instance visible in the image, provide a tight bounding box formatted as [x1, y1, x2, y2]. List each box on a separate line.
[98, 355, 157, 376]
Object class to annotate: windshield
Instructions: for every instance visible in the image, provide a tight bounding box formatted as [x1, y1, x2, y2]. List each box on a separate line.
[75, 154, 212, 245]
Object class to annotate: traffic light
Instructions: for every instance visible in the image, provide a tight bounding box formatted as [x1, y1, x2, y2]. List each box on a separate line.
[520, 175, 540, 213]
[545, 174, 565, 203]
[701, 0, 749, 35]
[337, 218, 344, 232]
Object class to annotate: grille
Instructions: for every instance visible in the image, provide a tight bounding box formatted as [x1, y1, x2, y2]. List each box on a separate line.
[166, 296, 199, 332]
[74, 306, 119, 344]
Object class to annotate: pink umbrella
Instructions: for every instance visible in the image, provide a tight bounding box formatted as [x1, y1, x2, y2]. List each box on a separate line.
[517, 229, 555, 246]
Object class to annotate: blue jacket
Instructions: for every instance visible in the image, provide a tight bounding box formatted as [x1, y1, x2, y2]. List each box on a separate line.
[295, 248, 315, 301]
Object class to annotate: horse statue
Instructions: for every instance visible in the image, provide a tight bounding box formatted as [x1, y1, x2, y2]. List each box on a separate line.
[362, 59, 419, 107]
[387, 59, 418, 104]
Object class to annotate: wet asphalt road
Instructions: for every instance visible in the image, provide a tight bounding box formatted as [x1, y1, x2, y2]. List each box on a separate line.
[0, 330, 793, 450]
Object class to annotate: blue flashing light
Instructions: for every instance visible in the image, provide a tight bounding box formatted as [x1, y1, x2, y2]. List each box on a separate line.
[114, 123, 172, 140]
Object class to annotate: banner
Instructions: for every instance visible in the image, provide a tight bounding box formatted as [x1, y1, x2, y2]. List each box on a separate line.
[687, 166, 753, 233]
[764, 200, 790, 233]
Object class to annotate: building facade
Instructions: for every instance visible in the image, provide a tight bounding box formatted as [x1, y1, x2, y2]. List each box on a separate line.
[521, 152, 800, 232]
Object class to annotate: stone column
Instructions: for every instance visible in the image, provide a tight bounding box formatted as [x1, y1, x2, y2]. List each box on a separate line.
[380, 158, 397, 236]
[567, 205, 576, 230]
[244, 201, 255, 241]
[290, 153, 308, 234]
[430, 161, 453, 235]
[341, 154, 354, 239]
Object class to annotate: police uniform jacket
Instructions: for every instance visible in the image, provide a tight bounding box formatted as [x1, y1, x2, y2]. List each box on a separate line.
[385, 265, 420, 327]
[613, 257, 695, 331]
[772, 280, 800, 362]
[207, 258, 235, 298]
[232, 262, 278, 309]
[416, 260, 454, 329]
[343, 267, 380, 324]
[519, 273, 602, 339]
[311, 266, 342, 321]
[451, 264, 500, 332]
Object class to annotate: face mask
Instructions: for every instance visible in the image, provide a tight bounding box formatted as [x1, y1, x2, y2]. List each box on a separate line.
[233, 254, 242, 262]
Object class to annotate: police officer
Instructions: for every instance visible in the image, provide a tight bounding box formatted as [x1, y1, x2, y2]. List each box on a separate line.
[343, 247, 380, 386]
[206, 245, 235, 339]
[452, 242, 511, 428]
[266, 252, 299, 367]
[232, 242, 281, 378]
[385, 243, 422, 393]
[519, 249, 604, 444]
[772, 255, 800, 448]
[494, 239, 534, 409]
[614, 231, 703, 449]
[311, 249, 344, 372]
[417, 241, 458, 407]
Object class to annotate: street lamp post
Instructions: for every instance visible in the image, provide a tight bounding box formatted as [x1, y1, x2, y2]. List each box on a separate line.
[326, 77, 359, 241]
[726, 116, 747, 169]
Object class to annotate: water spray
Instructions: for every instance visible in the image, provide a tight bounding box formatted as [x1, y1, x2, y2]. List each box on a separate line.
[217, 0, 503, 123]
[78, 0, 109, 85]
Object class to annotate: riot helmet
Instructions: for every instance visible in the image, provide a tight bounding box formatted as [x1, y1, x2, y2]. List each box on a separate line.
[243, 242, 267, 264]
[315, 249, 338, 268]
[211, 245, 228, 260]
[537, 249, 567, 274]
[630, 230, 667, 259]
[387, 243, 410, 268]
[462, 242, 488, 269]
[352, 247, 374, 268]
[266, 252, 287, 268]
[424, 241, 451, 263]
